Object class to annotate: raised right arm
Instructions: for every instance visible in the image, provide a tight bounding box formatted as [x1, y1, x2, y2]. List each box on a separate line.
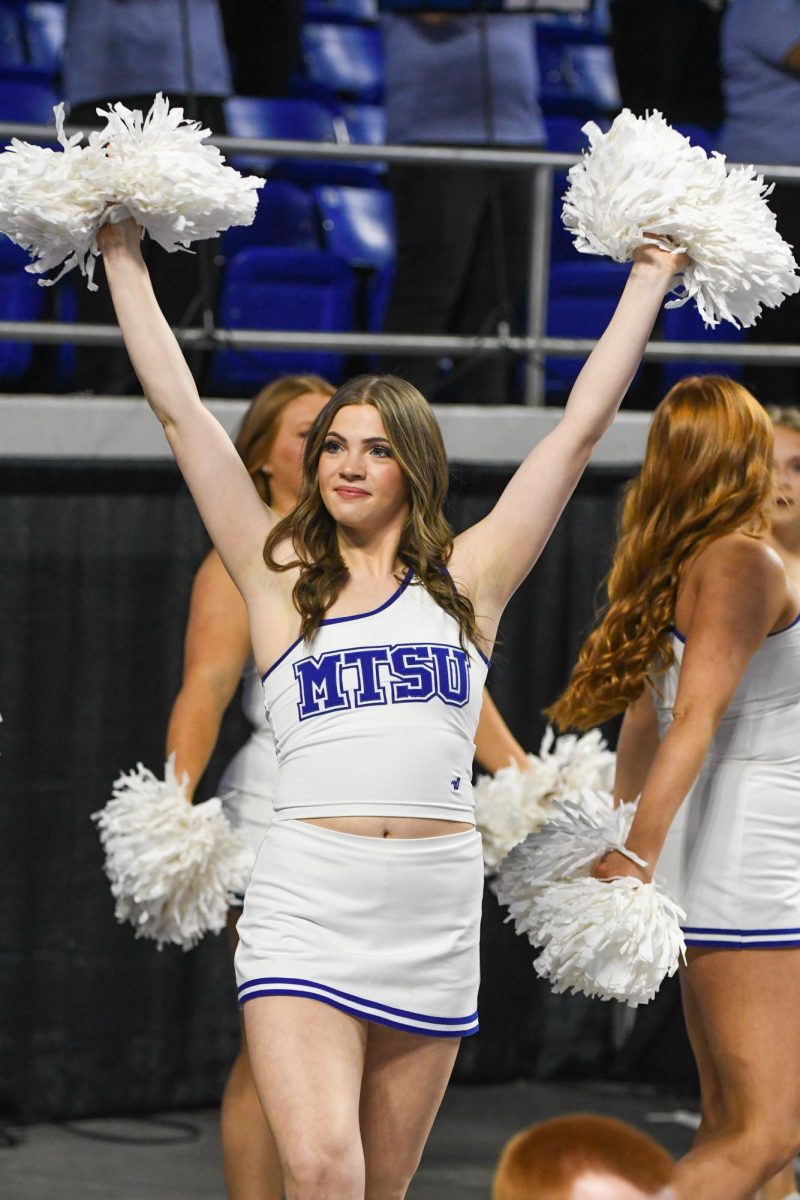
[98, 219, 274, 594]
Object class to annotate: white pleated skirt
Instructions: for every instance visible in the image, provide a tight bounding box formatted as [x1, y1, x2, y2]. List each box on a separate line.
[234, 819, 484, 1036]
[658, 756, 800, 948]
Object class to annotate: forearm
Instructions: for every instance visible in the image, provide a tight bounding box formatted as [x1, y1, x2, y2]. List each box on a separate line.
[563, 258, 675, 448]
[624, 714, 715, 864]
[102, 242, 201, 430]
[166, 679, 228, 800]
[474, 691, 528, 773]
[614, 703, 661, 804]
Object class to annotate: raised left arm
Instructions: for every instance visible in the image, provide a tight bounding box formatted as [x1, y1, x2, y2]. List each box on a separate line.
[451, 245, 685, 619]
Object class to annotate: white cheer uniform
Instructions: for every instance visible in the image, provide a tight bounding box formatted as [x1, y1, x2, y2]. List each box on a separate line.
[652, 612, 800, 947]
[217, 659, 278, 906]
[235, 568, 489, 1037]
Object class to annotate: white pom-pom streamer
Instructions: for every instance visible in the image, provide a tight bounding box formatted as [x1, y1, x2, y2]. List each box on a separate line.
[0, 94, 263, 289]
[493, 795, 685, 1005]
[562, 109, 800, 328]
[531, 877, 686, 1007]
[92, 755, 252, 951]
[475, 727, 616, 874]
[0, 105, 110, 288]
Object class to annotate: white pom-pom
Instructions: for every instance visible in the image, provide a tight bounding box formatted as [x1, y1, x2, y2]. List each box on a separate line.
[96, 94, 263, 255]
[562, 108, 800, 328]
[531, 876, 686, 1007]
[475, 727, 616, 874]
[0, 94, 263, 289]
[92, 755, 252, 951]
[493, 795, 685, 1006]
[0, 104, 110, 288]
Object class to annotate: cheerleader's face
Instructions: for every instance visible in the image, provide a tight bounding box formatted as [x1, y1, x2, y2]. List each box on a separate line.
[318, 404, 409, 531]
[772, 426, 800, 531]
[261, 391, 333, 516]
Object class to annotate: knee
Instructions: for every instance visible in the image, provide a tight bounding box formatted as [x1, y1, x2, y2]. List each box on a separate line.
[365, 1157, 419, 1200]
[732, 1119, 800, 1179]
[284, 1140, 364, 1200]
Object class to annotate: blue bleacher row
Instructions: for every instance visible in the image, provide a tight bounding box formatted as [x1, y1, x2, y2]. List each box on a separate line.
[0, 0, 741, 397]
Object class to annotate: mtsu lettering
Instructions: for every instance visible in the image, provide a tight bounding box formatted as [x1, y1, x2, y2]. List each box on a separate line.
[294, 642, 470, 720]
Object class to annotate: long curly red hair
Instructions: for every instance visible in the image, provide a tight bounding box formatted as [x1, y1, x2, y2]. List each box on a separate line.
[545, 376, 774, 731]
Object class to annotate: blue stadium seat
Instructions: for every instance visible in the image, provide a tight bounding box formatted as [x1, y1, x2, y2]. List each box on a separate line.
[545, 115, 594, 262]
[661, 300, 744, 390]
[24, 2, 65, 75]
[212, 246, 357, 393]
[300, 24, 384, 104]
[0, 76, 57, 124]
[304, 0, 378, 23]
[0, 3, 25, 69]
[342, 102, 385, 148]
[221, 181, 321, 258]
[314, 184, 395, 329]
[546, 259, 630, 399]
[224, 94, 348, 183]
[537, 21, 619, 117]
[0, 233, 45, 381]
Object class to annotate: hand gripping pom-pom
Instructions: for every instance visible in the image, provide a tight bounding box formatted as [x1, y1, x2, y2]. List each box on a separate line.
[493, 794, 686, 1006]
[91, 755, 252, 950]
[562, 109, 800, 328]
[0, 94, 263, 289]
[531, 877, 686, 1007]
[475, 727, 616, 874]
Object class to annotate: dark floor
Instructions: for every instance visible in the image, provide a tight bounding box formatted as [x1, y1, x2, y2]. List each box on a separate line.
[0, 1079, 699, 1200]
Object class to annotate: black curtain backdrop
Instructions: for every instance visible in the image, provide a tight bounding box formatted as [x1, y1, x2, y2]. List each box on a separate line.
[0, 459, 695, 1122]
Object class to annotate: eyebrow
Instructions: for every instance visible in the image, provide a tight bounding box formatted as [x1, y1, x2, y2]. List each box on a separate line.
[326, 430, 390, 445]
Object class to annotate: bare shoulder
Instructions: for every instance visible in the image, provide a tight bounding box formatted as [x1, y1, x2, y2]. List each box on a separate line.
[689, 532, 785, 589]
[678, 532, 791, 641]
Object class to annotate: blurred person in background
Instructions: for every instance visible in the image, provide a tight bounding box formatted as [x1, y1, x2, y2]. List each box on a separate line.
[379, 12, 544, 406]
[718, 0, 800, 407]
[219, 1, 303, 98]
[609, 0, 726, 133]
[63, 0, 232, 393]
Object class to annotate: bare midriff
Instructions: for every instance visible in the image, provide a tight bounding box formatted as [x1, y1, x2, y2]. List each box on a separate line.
[301, 815, 474, 839]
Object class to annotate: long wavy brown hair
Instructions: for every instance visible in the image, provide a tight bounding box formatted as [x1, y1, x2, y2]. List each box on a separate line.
[263, 374, 486, 651]
[234, 373, 335, 503]
[545, 376, 774, 731]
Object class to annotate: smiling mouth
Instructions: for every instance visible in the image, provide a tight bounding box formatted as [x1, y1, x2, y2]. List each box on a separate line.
[335, 487, 369, 498]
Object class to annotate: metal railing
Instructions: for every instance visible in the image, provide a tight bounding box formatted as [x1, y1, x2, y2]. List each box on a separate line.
[2, 119, 800, 406]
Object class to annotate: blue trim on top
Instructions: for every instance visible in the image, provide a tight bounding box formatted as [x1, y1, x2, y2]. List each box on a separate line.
[768, 610, 800, 637]
[671, 610, 800, 645]
[262, 567, 413, 682]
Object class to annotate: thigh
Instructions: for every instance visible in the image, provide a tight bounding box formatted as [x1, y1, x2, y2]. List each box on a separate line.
[683, 947, 800, 1126]
[244, 996, 368, 1164]
[360, 1024, 461, 1198]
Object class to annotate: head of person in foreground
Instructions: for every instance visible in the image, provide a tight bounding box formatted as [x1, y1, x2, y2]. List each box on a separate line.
[492, 1114, 675, 1200]
[545, 374, 774, 731]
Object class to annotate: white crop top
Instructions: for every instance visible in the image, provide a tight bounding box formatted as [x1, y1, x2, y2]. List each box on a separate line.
[261, 568, 489, 821]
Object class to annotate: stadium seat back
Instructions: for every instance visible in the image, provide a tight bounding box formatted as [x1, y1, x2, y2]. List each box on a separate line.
[221, 180, 321, 258]
[0, 233, 45, 380]
[212, 246, 357, 392]
[301, 24, 384, 104]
